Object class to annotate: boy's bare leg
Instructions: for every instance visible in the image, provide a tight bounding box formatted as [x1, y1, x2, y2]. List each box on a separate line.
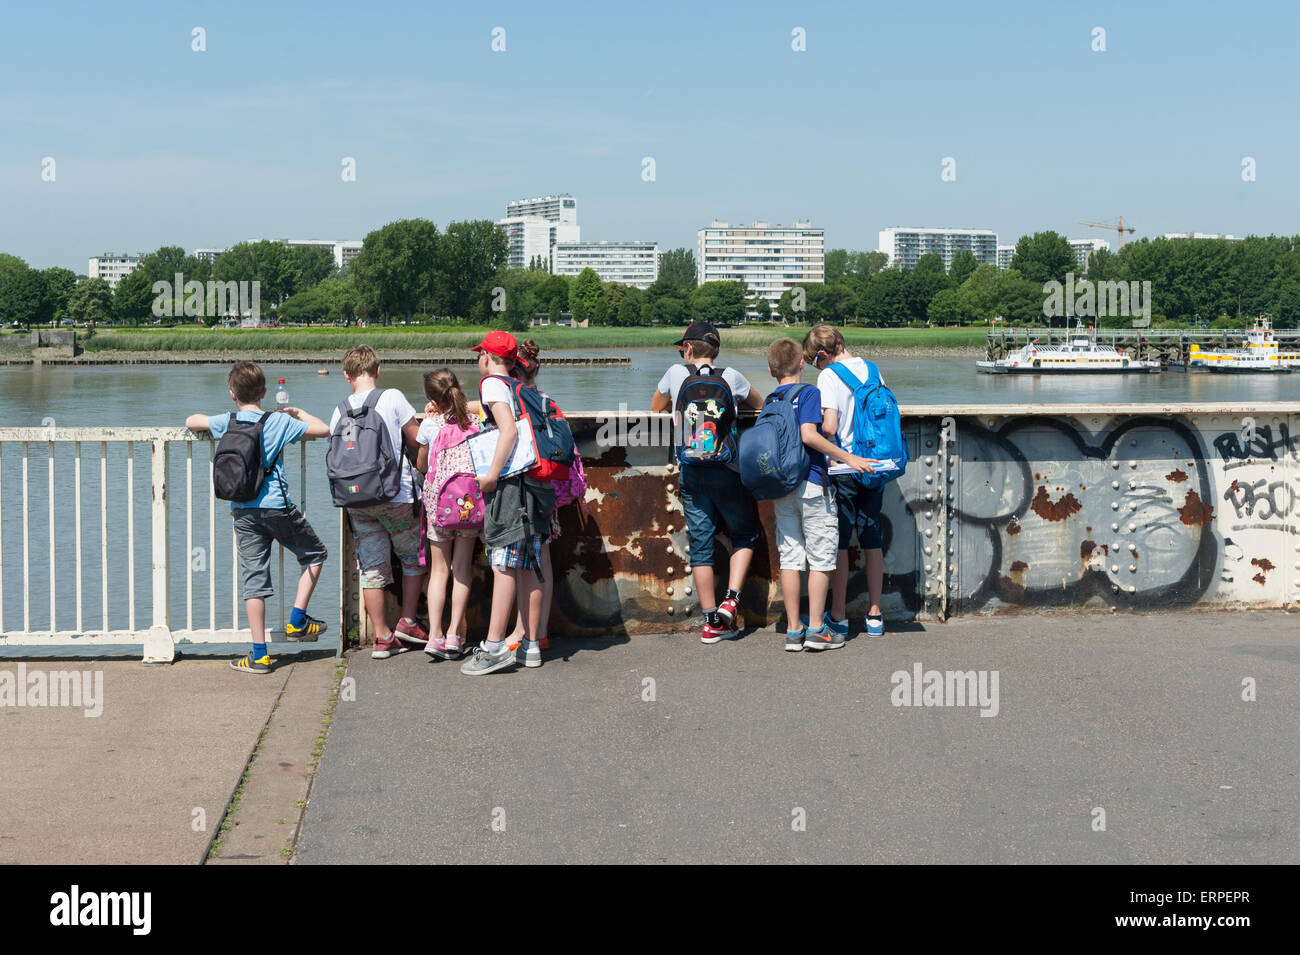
[517, 567, 544, 644]
[537, 543, 553, 643]
[362, 588, 391, 641]
[426, 541, 452, 640]
[486, 566, 516, 642]
[692, 564, 716, 613]
[807, 569, 831, 626]
[293, 563, 323, 614]
[830, 549, 849, 621]
[780, 568, 802, 631]
[400, 571, 423, 622]
[727, 546, 753, 595]
[245, 596, 267, 648]
[866, 548, 883, 617]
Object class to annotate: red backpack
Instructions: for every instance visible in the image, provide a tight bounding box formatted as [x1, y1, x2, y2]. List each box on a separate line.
[479, 374, 574, 482]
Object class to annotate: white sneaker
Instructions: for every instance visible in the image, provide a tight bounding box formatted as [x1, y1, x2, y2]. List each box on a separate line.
[519, 640, 542, 668]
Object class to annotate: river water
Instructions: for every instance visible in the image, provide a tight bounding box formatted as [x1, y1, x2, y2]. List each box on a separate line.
[0, 348, 1295, 655]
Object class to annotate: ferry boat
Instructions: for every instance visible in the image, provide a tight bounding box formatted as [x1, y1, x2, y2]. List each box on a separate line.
[976, 332, 1160, 375]
[1187, 315, 1299, 372]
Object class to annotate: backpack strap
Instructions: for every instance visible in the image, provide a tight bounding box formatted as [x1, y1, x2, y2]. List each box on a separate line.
[828, 361, 863, 392]
[251, 410, 289, 501]
[768, 383, 809, 405]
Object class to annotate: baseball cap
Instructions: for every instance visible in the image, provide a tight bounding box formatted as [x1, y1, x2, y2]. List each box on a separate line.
[673, 321, 721, 347]
[472, 330, 518, 362]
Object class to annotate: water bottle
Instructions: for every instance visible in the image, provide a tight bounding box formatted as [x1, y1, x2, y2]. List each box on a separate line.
[275, 378, 289, 409]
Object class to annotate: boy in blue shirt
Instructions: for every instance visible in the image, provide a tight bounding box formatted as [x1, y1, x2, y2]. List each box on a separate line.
[765, 339, 872, 651]
[186, 361, 331, 673]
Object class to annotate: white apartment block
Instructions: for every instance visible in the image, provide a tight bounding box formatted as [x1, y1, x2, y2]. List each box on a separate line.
[697, 220, 824, 317]
[1068, 238, 1110, 269]
[87, 253, 143, 289]
[278, 239, 362, 268]
[1163, 232, 1242, 242]
[506, 194, 577, 225]
[996, 245, 1016, 270]
[552, 241, 660, 288]
[878, 227, 998, 270]
[192, 248, 224, 266]
[497, 217, 554, 271]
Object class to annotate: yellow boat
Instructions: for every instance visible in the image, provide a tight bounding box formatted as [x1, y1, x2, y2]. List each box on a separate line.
[1188, 315, 1299, 371]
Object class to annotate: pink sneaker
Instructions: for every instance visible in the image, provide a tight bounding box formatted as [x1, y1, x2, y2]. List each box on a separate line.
[395, 617, 429, 645]
[371, 632, 408, 659]
[423, 635, 452, 660]
[444, 634, 463, 657]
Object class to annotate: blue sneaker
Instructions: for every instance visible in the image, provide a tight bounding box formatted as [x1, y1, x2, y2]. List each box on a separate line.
[865, 615, 885, 638]
[785, 628, 806, 652]
[803, 625, 844, 651]
[823, 612, 850, 637]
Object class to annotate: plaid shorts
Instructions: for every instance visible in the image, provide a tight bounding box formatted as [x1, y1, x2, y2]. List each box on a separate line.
[489, 533, 546, 571]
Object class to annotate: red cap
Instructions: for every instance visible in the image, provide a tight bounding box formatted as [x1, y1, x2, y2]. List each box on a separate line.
[472, 330, 518, 362]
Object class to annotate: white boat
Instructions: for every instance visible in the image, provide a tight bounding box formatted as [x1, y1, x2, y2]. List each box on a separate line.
[1187, 315, 1300, 371]
[976, 333, 1160, 375]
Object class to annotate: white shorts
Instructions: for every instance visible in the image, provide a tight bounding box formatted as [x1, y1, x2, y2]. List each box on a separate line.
[773, 480, 838, 572]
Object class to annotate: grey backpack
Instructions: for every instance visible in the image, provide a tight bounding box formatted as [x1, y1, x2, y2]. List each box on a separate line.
[327, 389, 401, 507]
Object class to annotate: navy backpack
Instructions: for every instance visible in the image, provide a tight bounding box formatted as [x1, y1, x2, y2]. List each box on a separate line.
[739, 385, 812, 501]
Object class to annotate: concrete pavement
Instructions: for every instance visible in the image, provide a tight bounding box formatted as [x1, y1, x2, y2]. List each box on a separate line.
[297, 611, 1300, 864]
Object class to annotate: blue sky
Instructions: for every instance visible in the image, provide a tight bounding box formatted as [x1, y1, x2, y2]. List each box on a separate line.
[1, 0, 1296, 271]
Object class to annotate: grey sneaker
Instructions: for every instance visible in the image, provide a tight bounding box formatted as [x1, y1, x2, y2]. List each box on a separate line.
[803, 625, 845, 651]
[519, 641, 543, 669]
[785, 628, 806, 652]
[460, 642, 517, 676]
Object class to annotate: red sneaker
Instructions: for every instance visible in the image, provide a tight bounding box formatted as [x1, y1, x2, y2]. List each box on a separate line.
[395, 617, 429, 645]
[371, 632, 408, 659]
[702, 621, 737, 644]
[716, 596, 739, 629]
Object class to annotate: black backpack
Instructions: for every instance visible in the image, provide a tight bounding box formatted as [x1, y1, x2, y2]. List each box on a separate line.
[674, 364, 739, 465]
[213, 412, 279, 502]
[326, 389, 402, 507]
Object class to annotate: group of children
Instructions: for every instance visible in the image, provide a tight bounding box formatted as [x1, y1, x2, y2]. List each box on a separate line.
[188, 321, 890, 675]
[651, 322, 888, 650]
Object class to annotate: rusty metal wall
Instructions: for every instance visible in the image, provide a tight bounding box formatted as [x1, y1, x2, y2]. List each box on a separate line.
[343, 404, 1299, 643]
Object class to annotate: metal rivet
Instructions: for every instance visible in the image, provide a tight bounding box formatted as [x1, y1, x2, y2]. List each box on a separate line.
[948, 546, 955, 554]
[1129, 461, 1137, 469]
[1128, 543, 1137, 552]
[924, 456, 934, 466]
[1128, 480, 1136, 490]
[1111, 481, 1120, 489]
[684, 586, 692, 595]
[924, 510, 933, 520]
[1130, 439, 1137, 447]
[1111, 522, 1119, 531]
[925, 492, 934, 501]
[666, 586, 674, 595]
[924, 474, 933, 483]
[667, 547, 675, 555]
[1128, 523, 1137, 532]
[925, 440, 934, 449]
[925, 529, 933, 538]
[1129, 503, 1138, 511]
[1110, 565, 1119, 573]
[924, 564, 932, 573]
[1129, 564, 1137, 572]
[924, 546, 933, 556]
[1112, 461, 1120, 469]
[667, 606, 674, 615]
[666, 483, 674, 492]
[1111, 502, 1119, 510]
[1128, 585, 1136, 593]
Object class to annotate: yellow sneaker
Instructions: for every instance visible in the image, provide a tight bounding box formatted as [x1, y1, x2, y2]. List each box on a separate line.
[285, 614, 327, 641]
[230, 654, 273, 674]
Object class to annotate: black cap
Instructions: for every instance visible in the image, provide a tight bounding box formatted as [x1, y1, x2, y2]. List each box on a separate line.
[673, 321, 721, 347]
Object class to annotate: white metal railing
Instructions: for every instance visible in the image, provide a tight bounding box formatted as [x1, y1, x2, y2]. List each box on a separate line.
[0, 427, 331, 662]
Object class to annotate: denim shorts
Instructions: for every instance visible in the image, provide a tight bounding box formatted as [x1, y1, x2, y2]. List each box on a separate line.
[833, 475, 883, 551]
[233, 504, 329, 600]
[679, 464, 760, 567]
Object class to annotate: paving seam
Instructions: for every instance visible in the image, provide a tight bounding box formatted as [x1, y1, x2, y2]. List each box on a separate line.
[287, 658, 347, 863]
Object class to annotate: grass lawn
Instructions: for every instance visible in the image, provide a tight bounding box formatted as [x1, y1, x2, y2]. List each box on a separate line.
[80, 325, 991, 352]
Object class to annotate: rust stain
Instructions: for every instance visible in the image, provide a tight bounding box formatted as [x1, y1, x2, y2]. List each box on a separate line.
[1009, 560, 1028, 573]
[1000, 575, 1024, 595]
[1006, 519, 1020, 536]
[1177, 490, 1214, 526]
[1031, 485, 1082, 521]
[1251, 558, 1275, 573]
[1165, 468, 1188, 483]
[1229, 479, 1240, 493]
[1252, 573, 1267, 586]
[1080, 540, 1096, 558]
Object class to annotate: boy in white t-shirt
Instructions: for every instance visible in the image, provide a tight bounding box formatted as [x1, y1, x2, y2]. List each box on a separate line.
[458, 331, 553, 676]
[803, 325, 886, 638]
[330, 344, 426, 659]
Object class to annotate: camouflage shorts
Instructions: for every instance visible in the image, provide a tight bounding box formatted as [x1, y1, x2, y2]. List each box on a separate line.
[348, 501, 425, 589]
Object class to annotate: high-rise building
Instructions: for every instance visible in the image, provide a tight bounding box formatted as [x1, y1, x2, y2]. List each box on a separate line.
[496, 217, 554, 271]
[552, 241, 660, 288]
[506, 194, 577, 225]
[878, 228, 999, 270]
[87, 253, 143, 289]
[1163, 232, 1242, 242]
[1067, 238, 1110, 269]
[278, 239, 362, 269]
[996, 245, 1016, 270]
[192, 248, 224, 266]
[697, 220, 824, 318]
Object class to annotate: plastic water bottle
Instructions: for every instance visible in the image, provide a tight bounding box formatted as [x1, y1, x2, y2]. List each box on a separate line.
[275, 378, 289, 409]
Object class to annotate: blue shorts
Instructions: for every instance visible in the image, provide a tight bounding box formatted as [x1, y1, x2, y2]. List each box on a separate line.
[833, 476, 883, 551]
[679, 464, 760, 567]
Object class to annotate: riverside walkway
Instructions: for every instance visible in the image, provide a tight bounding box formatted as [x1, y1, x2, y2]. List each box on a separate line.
[5, 610, 1293, 865]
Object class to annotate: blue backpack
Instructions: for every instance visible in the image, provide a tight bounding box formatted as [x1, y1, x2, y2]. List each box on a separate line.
[828, 361, 908, 489]
[739, 384, 812, 501]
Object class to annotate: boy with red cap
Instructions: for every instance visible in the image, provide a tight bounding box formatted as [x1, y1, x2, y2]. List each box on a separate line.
[460, 331, 553, 675]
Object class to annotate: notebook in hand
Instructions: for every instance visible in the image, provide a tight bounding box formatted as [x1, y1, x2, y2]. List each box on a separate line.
[466, 416, 538, 478]
[828, 458, 900, 475]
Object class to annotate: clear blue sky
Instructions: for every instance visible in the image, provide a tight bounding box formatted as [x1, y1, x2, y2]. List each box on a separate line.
[1, 0, 1296, 271]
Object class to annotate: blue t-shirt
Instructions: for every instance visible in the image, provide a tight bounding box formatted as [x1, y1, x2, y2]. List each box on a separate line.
[770, 383, 826, 487]
[207, 410, 308, 509]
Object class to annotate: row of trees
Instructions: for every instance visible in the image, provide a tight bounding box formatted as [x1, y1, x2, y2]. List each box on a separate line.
[7, 225, 1300, 330]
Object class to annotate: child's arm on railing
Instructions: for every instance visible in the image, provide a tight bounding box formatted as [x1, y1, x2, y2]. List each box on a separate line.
[281, 407, 330, 438]
[184, 414, 210, 433]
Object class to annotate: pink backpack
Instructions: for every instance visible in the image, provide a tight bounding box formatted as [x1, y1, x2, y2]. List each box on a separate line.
[428, 419, 484, 530]
[552, 443, 586, 508]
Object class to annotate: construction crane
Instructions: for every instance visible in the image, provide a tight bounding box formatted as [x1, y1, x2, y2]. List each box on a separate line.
[1080, 216, 1135, 248]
